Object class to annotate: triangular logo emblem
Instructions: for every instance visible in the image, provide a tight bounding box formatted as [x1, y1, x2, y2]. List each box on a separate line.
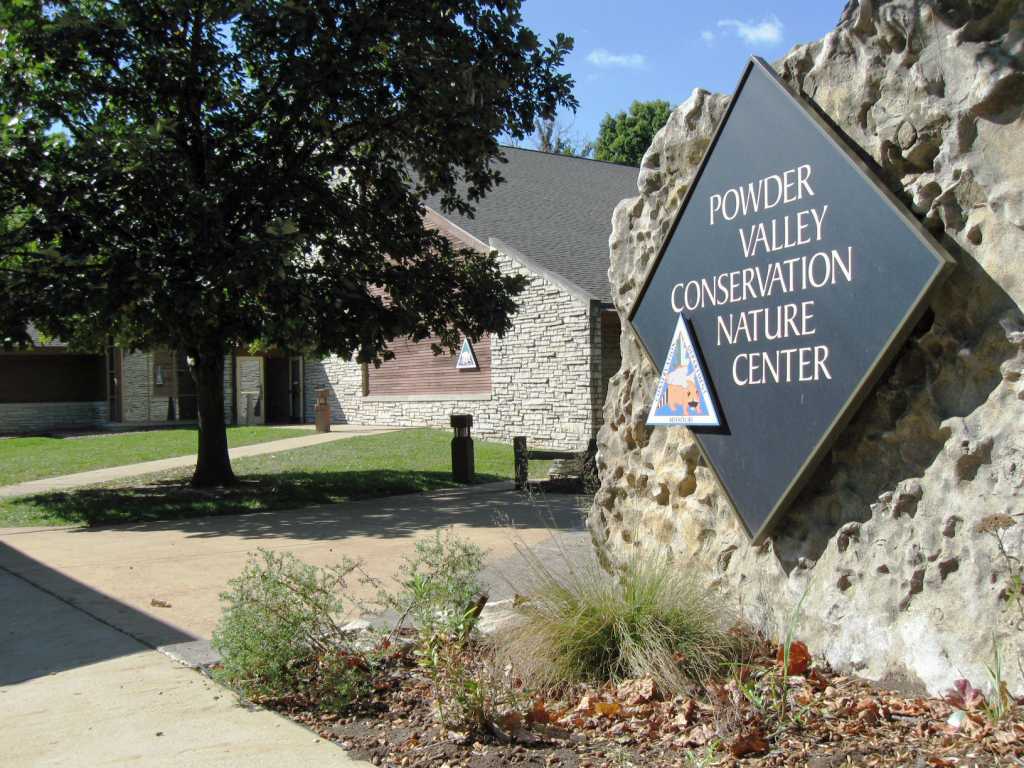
[455, 338, 478, 370]
[647, 315, 720, 427]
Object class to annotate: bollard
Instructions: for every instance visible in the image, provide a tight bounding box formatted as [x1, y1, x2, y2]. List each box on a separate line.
[314, 388, 331, 432]
[513, 436, 528, 490]
[450, 414, 475, 484]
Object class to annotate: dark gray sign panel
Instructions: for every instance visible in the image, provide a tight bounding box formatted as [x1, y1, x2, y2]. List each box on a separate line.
[627, 57, 955, 543]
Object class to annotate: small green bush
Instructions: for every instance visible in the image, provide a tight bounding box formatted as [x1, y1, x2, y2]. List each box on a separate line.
[493, 539, 744, 695]
[211, 548, 372, 711]
[368, 528, 493, 730]
[374, 527, 488, 642]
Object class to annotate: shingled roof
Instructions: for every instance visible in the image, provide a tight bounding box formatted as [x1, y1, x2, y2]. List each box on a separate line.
[424, 146, 639, 305]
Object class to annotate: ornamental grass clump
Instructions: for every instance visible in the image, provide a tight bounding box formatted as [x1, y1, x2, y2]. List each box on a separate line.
[493, 538, 744, 695]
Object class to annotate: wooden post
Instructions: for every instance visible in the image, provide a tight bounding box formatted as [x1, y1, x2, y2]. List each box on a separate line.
[450, 414, 474, 484]
[513, 436, 528, 490]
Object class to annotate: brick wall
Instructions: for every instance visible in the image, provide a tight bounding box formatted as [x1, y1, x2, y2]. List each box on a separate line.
[303, 251, 604, 451]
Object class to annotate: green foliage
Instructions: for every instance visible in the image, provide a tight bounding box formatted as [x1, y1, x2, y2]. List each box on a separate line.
[211, 549, 373, 711]
[591, 100, 673, 166]
[213, 530, 497, 729]
[981, 634, 1012, 723]
[377, 527, 489, 643]
[368, 528, 495, 730]
[494, 539, 743, 695]
[0, 0, 576, 484]
[977, 514, 1024, 627]
[735, 581, 813, 723]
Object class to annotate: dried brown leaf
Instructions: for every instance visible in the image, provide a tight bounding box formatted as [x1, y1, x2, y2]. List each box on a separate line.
[616, 675, 661, 705]
[594, 700, 621, 717]
[525, 697, 552, 725]
[729, 727, 768, 757]
[778, 640, 811, 676]
[576, 694, 599, 713]
[497, 712, 523, 731]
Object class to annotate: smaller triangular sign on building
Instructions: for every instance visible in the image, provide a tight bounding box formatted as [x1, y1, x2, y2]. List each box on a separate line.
[455, 338, 478, 370]
[647, 315, 720, 427]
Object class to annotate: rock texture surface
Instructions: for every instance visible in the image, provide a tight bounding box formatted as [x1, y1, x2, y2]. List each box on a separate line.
[590, 0, 1024, 695]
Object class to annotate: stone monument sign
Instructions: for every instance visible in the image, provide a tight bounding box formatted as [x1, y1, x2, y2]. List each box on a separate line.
[629, 57, 955, 543]
[591, 0, 1024, 695]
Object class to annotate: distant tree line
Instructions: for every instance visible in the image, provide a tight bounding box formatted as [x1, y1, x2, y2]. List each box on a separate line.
[528, 99, 673, 167]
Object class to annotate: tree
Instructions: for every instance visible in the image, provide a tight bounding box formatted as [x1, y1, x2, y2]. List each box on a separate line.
[591, 100, 672, 166]
[531, 117, 591, 158]
[0, 0, 575, 486]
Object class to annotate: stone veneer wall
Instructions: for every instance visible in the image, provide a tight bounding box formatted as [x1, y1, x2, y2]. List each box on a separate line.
[589, 0, 1024, 695]
[121, 350, 156, 422]
[304, 251, 605, 451]
[0, 401, 107, 434]
[121, 350, 233, 424]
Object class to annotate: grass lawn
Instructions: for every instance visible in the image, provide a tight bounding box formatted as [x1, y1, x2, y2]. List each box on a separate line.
[0, 428, 534, 528]
[0, 426, 312, 486]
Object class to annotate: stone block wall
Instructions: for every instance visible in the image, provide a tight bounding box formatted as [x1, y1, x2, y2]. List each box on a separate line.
[304, 251, 605, 451]
[121, 350, 156, 422]
[588, 0, 1024, 696]
[0, 401, 107, 434]
[121, 349, 232, 424]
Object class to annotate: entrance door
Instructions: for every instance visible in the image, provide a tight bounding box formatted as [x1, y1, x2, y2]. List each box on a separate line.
[235, 356, 265, 425]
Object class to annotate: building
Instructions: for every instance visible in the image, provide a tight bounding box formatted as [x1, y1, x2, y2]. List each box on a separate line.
[304, 147, 638, 450]
[0, 148, 638, 447]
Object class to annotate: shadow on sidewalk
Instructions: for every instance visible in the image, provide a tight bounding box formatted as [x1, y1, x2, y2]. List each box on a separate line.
[60, 487, 591, 543]
[0, 543, 195, 686]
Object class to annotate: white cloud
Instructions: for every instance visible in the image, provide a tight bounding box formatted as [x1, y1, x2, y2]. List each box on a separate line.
[717, 14, 784, 45]
[586, 49, 647, 70]
[700, 30, 716, 44]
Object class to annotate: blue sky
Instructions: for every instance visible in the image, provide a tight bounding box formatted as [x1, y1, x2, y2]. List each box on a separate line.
[517, 0, 851, 147]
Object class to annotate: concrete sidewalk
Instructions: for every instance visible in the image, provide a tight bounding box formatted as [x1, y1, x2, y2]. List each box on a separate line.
[1, 571, 369, 767]
[0, 484, 589, 766]
[0, 425, 402, 498]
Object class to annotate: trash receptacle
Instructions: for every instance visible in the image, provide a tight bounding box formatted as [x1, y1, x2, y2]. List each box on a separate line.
[314, 389, 331, 432]
[450, 414, 474, 484]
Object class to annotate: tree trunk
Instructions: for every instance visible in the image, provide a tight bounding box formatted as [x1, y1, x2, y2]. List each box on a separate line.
[189, 349, 237, 488]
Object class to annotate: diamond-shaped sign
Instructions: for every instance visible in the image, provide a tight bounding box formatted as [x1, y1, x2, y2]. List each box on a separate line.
[628, 58, 954, 543]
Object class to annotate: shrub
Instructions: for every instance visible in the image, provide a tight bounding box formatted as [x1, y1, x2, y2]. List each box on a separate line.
[374, 527, 488, 643]
[492, 538, 744, 695]
[367, 528, 495, 731]
[210, 548, 372, 711]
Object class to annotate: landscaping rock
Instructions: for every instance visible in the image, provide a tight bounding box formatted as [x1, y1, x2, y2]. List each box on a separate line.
[590, 0, 1024, 696]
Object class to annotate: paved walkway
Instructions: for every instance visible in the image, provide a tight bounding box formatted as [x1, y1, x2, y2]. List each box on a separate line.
[0, 425, 402, 498]
[0, 464, 590, 766]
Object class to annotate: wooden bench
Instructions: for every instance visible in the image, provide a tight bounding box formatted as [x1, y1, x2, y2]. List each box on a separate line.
[513, 436, 598, 490]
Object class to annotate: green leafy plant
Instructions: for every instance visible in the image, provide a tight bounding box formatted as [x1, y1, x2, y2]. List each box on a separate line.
[211, 548, 375, 711]
[735, 580, 813, 723]
[977, 514, 1024, 627]
[493, 537, 746, 695]
[379, 527, 489, 644]
[981, 634, 1012, 723]
[368, 528, 495, 731]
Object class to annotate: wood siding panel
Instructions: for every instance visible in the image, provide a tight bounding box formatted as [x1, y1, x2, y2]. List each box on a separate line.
[366, 335, 491, 396]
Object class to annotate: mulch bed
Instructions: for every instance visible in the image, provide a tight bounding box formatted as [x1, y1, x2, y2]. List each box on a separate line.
[250, 637, 1024, 768]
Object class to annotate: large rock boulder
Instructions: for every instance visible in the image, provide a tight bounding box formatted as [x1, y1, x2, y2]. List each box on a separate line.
[591, 0, 1024, 695]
